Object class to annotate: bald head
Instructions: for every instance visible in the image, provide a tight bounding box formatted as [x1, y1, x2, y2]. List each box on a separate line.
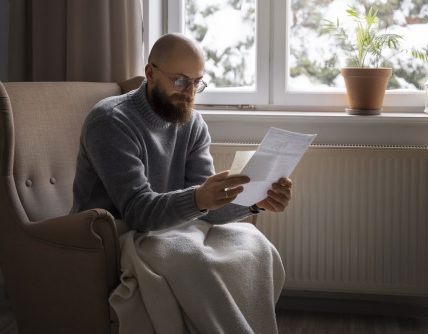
[145, 33, 205, 121]
[148, 33, 204, 68]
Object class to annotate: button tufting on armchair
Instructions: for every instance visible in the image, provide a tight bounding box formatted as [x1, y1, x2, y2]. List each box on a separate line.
[0, 77, 144, 334]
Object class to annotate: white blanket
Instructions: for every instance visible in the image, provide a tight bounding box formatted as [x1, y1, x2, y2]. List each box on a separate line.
[109, 220, 285, 334]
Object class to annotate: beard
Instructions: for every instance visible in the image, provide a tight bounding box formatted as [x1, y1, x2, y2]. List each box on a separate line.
[149, 85, 194, 125]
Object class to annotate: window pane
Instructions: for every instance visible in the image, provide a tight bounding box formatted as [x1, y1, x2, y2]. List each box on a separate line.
[289, 0, 428, 91]
[183, 0, 256, 90]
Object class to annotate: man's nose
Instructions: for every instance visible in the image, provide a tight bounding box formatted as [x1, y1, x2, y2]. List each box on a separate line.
[183, 83, 196, 96]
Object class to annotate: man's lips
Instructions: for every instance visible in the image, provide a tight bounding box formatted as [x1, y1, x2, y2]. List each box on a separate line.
[172, 94, 193, 104]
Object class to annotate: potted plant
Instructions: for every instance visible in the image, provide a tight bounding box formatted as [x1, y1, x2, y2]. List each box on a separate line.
[322, 6, 428, 115]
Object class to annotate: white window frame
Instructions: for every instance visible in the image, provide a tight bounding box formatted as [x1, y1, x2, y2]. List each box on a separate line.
[271, 0, 349, 109]
[142, 0, 164, 67]
[167, 0, 270, 105]
[159, 0, 426, 112]
[272, 0, 426, 111]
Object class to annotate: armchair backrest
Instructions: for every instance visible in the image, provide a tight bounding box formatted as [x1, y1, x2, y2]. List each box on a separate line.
[0, 82, 121, 222]
[0, 78, 144, 334]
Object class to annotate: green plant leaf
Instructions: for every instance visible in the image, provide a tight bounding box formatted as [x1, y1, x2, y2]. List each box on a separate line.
[411, 49, 428, 63]
[322, 5, 427, 68]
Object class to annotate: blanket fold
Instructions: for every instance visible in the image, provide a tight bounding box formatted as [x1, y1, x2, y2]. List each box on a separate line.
[109, 220, 285, 334]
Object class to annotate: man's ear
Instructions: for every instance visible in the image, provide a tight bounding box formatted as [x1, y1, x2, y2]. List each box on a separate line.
[145, 64, 154, 83]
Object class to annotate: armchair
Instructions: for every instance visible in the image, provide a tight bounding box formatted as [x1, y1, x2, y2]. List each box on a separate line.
[0, 77, 144, 334]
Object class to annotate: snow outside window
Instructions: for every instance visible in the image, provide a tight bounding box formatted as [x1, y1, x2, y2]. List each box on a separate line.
[168, 0, 269, 105]
[168, 0, 428, 111]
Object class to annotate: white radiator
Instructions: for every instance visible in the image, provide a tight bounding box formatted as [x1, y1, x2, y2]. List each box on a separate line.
[210, 144, 428, 296]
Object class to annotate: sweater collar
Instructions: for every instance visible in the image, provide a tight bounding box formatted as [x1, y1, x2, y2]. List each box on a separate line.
[131, 80, 173, 129]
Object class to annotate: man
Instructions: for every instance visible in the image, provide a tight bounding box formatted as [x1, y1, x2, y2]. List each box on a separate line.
[72, 33, 292, 333]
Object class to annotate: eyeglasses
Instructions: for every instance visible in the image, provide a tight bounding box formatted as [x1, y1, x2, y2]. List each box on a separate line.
[151, 63, 207, 94]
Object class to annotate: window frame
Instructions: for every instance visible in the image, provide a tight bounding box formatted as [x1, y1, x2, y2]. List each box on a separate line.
[167, 0, 270, 105]
[272, 0, 426, 110]
[162, 0, 426, 112]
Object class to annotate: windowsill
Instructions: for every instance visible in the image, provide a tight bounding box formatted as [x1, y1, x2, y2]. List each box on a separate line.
[199, 110, 428, 146]
[200, 109, 428, 121]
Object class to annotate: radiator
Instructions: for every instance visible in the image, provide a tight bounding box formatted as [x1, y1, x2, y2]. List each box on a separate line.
[210, 144, 428, 296]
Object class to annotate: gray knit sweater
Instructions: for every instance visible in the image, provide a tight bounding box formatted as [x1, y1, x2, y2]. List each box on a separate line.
[71, 82, 252, 231]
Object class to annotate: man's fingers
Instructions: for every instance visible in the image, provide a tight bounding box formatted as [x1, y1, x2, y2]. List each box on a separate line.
[222, 186, 244, 199]
[221, 178, 250, 192]
[255, 178, 293, 213]
[196, 171, 251, 211]
[265, 188, 291, 212]
[278, 177, 292, 187]
[271, 184, 292, 200]
[210, 171, 250, 188]
[265, 196, 286, 212]
[210, 170, 233, 181]
[267, 189, 288, 203]
[213, 174, 250, 195]
[259, 199, 277, 212]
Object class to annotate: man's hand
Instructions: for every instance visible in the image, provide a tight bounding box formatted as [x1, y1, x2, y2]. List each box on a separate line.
[195, 171, 250, 211]
[256, 177, 292, 212]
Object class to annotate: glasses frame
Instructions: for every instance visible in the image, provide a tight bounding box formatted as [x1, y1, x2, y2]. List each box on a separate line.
[151, 63, 207, 94]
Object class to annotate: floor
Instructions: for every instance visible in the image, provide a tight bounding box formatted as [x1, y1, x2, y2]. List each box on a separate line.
[276, 309, 428, 334]
[2, 303, 428, 333]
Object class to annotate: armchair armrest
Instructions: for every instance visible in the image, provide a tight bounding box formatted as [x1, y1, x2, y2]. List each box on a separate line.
[23, 208, 118, 250]
[2, 209, 122, 334]
[23, 208, 121, 293]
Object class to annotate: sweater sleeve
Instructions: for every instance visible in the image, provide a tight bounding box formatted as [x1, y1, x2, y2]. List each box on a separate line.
[184, 115, 253, 224]
[82, 112, 206, 232]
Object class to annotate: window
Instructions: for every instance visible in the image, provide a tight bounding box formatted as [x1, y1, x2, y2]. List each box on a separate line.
[168, 0, 269, 104]
[168, 0, 428, 110]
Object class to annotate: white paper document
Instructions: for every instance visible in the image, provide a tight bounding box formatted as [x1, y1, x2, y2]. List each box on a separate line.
[231, 127, 317, 206]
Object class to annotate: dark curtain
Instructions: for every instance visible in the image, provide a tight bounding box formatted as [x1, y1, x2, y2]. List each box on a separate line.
[8, 0, 144, 82]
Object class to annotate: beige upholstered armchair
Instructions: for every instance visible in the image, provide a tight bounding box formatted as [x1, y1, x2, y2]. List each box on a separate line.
[0, 77, 144, 334]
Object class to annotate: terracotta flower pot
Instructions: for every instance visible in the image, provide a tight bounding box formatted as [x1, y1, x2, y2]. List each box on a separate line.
[341, 67, 392, 115]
